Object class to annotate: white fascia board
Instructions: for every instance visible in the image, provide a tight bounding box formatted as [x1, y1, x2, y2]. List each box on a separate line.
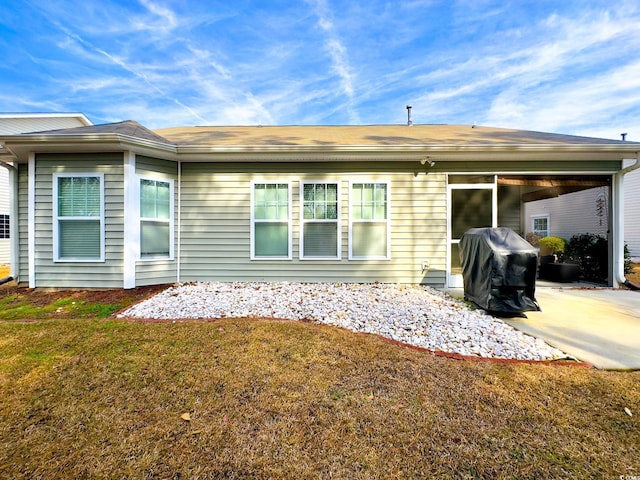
[173, 144, 640, 163]
[0, 134, 178, 163]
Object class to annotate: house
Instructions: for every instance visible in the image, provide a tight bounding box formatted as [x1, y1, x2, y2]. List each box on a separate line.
[0, 120, 638, 289]
[524, 168, 640, 262]
[0, 113, 93, 266]
[625, 169, 640, 261]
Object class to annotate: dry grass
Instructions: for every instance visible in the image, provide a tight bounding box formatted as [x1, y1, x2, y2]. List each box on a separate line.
[0, 288, 639, 479]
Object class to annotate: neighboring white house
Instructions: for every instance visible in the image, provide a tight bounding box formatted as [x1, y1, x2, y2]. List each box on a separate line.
[524, 168, 640, 262]
[0, 113, 93, 266]
[0, 167, 8, 263]
[625, 169, 640, 261]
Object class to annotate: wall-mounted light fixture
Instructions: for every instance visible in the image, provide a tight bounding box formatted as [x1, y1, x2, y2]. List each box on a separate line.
[415, 157, 436, 176]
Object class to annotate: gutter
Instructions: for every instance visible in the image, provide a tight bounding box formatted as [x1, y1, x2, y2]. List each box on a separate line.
[614, 154, 640, 289]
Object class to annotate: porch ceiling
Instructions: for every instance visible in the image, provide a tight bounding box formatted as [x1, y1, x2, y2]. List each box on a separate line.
[498, 175, 610, 202]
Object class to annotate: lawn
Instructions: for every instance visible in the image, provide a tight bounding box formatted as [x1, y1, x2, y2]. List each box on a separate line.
[0, 285, 638, 479]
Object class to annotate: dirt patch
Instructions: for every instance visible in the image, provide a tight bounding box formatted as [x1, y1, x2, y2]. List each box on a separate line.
[0, 283, 168, 319]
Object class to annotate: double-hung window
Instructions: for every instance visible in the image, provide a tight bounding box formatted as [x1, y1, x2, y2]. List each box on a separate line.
[54, 173, 104, 262]
[140, 178, 173, 259]
[531, 214, 549, 238]
[350, 182, 390, 259]
[301, 182, 340, 259]
[252, 182, 291, 259]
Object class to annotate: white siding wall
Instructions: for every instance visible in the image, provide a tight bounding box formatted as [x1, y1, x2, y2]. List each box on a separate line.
[524, 186, 610, 240]
[0, 167, 8, 264]
[624, 169, 640, 260]
[0, 116, 89, 134]
[180, 163, 448, 286]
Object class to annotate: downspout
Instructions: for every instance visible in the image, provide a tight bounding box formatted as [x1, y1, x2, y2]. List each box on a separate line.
[614, 154, 640, 289]
[0, 159, 17, 284]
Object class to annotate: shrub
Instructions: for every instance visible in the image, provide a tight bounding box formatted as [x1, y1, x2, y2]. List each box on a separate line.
[624, 243, 632, 275]
[538, 236, 566, 254]
[564, 233, 608, 283]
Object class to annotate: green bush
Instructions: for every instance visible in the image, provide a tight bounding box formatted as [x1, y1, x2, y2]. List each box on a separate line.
[564, 233, 608, 283]
[624, 243, 632, 275]
[538, 236, 566, 254]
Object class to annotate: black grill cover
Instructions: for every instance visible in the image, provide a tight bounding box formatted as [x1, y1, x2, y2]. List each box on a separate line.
[459, 227, 540, 313]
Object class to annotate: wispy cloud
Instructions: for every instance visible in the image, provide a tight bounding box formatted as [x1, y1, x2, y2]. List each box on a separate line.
[306, 0, 360, 124]
[51, 21, 209, 124]
[138, 0, 178, 31]
[1, 0, 640, 137]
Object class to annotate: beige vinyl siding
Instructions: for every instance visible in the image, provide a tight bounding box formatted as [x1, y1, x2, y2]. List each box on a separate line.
[498, 186, 523, 235]
[18, 164, 28, 283]
[624, 168, 640, 259]
[135, 155, 178, 286]
[136, 156, 177, 177]
[0, 167, 8, 264]
[33, 153, 124, 288]
[180, 162, 447, 285]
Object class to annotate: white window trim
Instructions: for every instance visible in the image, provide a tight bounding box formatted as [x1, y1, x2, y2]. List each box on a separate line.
[531, 214, 550, 237]
[53, 172, 105, 262]
[348, 180, 391, 260]
[250, 180, 292, 260]
[138, 174, 175, 261]
[299, 181, 341, 260]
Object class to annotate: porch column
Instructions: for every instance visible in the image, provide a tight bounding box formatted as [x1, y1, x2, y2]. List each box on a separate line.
[123, 151, 137, 289]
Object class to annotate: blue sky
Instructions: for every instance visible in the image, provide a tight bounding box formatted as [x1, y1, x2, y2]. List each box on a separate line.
[1, 0, 639, 139]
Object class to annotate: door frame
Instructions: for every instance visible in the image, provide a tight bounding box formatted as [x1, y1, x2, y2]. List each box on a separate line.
[446, 175, 498, 288]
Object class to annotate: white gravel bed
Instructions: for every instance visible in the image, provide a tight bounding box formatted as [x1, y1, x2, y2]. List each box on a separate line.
[118, 282, 570, 361]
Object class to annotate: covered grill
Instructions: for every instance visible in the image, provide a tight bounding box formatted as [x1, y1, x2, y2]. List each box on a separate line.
[459, 227, 540, 313]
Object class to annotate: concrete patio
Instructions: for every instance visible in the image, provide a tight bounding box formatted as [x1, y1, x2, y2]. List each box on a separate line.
[444, 284, 640, 370]
[504, 286, 640, 370]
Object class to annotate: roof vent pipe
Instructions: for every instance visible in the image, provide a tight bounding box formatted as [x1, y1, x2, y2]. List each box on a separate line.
[621, 133, 627, 141]
[406, 105, 413, 126]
